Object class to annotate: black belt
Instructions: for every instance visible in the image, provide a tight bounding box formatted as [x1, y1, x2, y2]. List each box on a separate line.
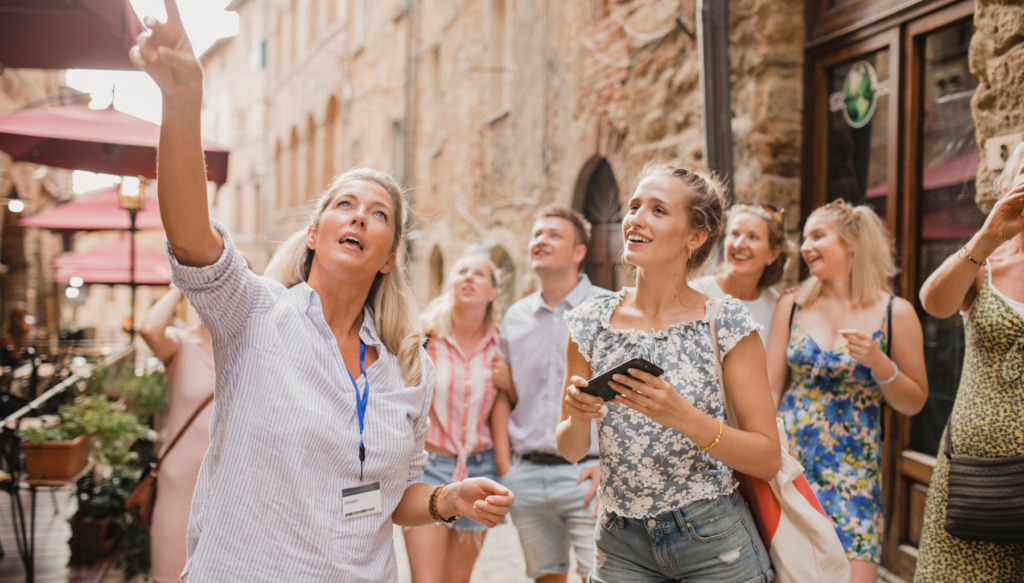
[522, 452, 599, 465]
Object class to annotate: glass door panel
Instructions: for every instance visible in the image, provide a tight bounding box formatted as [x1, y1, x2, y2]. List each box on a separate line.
[911, 20, 983, 456]
[826, 49, 892, 222]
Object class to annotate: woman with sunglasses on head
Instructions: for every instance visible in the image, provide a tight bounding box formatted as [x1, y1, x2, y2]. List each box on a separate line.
[765, 199, 928, 583]
[557, 164, 780, 583]
[913, 143, 1024, 582]
[404, 253, 509, 583]
[128, 3, 512, 581]
[690, 202, 794, 347]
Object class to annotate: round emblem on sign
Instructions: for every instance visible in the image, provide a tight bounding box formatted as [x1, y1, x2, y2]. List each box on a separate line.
[842, 61, 878, 129]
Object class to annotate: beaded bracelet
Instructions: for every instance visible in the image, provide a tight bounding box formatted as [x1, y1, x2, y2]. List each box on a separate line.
[428, 484, 460, 524]
[699, 418, 724, 451]
[958, 246, 987, 267]
[871, 360, 899, 385]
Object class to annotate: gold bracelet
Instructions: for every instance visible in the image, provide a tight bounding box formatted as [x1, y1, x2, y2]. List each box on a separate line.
[699, 418, 724, 451]
[958, 246, 987, 267]
[428, 484, 461, 524]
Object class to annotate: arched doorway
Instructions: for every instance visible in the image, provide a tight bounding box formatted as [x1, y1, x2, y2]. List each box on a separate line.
[428, 245, 444, 301]
[575, 158, 624, 291]
[489, 246, 516, 321]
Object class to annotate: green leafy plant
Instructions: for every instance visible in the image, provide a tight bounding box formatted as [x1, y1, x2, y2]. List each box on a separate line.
[68, 395, 153, 467]
[89, 366, 168, 422]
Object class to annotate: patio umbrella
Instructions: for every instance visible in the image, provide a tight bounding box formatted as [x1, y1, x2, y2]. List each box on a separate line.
[53, 236, 170, 286]
[19, 186, 163, 233]
[0, 0, 145, 71]
[0, 104, 229, 186]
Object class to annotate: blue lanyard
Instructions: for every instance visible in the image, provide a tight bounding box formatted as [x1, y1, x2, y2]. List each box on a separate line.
[346, 341, 369, 480]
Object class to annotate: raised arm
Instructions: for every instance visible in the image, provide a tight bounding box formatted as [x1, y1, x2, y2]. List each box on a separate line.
[920, 188, 1024, 317]
[129, 0, 222, 267]
[139, 286, 183, 364]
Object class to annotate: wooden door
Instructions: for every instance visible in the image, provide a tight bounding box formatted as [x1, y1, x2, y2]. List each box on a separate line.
[886, 3, 978, 579]
[803, 2, 979, 580]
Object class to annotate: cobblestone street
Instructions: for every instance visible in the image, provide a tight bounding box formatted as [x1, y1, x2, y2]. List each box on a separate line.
[394, 522, 580, 583]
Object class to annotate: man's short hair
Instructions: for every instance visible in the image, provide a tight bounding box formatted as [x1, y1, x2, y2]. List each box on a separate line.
[533, 204, 592, 247]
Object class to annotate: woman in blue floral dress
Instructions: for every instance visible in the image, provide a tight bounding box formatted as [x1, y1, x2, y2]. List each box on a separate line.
[557, 164, 781, 583]
[766, 200, 929, 583]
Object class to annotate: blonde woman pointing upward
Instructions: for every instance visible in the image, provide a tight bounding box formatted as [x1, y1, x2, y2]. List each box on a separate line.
[129, 3, 512, 582]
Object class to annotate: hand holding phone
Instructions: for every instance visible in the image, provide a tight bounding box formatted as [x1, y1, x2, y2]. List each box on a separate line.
[580, 357, 665, 402]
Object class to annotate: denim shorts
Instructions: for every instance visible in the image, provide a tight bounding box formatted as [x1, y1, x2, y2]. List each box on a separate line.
[590, 490, 774, 583]
[421, 449, 500, 531]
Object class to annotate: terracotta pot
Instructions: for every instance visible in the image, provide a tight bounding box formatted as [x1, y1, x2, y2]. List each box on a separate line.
[21, 433, 92, 481]
[69, 517, 114, 558]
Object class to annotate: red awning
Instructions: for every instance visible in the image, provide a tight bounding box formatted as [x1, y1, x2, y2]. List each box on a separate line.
[0, 105, 229, 185]
[20, 186, 163, 233]
[866, 150, 980, 199]
[0, 0, 145, 70]
[54, 236, 170, 285]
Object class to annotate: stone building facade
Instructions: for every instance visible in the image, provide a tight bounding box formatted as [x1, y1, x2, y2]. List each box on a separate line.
[203, 0, 810, 306]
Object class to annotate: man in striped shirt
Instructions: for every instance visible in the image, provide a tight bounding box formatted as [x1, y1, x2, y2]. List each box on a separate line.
[493, 205, 609, 582]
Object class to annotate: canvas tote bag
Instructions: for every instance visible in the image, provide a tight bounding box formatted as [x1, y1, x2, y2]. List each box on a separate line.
[125, 394, 213, 531]
[707, 298, 850, 583]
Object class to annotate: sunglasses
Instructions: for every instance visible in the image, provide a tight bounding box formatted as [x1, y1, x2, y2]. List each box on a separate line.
[735, 201, 785, 222]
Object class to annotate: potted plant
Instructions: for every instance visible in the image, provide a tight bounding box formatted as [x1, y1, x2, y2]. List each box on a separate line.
[18, 410, 91, 482]
[69, 466, 139, 562]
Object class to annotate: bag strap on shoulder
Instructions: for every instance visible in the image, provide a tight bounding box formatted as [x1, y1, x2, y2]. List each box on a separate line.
[157, 393, 214, 468]
[706, 298, 738, 428]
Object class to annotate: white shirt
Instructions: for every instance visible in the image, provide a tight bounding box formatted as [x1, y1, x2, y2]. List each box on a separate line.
[169, 220, 434, 583]
[498, 275, 607, 457]
[690, 275, 777, 348]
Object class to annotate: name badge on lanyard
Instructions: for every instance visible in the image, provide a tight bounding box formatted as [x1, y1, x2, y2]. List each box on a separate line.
[342, 482, 383, 520]
[343, 340, 380, 520]
[347, 341, 370, 481]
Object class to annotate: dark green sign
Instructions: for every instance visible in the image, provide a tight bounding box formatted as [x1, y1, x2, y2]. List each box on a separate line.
[842, 61, 878, 129]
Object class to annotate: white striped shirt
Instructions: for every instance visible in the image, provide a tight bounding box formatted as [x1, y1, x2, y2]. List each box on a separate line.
[168, 220, 434, 583]
[424, 326, 499, 481]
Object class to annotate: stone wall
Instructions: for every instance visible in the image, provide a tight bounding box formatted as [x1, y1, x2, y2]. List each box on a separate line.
[204, 0, 809, 303]
[969, 0, 1024, 212]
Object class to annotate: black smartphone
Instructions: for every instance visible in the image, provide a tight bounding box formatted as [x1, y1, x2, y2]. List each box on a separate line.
[580, 357, 665, 402]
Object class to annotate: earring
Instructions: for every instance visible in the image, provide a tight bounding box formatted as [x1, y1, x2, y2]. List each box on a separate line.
[688, 248, 693, 260]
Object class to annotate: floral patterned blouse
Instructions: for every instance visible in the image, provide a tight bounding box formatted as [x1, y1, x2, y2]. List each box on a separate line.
[565, 290, 761, 518]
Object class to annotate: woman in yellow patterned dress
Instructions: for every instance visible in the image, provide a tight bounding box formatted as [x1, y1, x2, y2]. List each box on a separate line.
[915, 143, 1024, 581]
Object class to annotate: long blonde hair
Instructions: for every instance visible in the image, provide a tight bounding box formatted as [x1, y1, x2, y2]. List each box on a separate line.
[420, 254, 500, 339]
[997, 142, 1024, 196]
[795, 202, 896, 306]
[264, 168, 423, 386]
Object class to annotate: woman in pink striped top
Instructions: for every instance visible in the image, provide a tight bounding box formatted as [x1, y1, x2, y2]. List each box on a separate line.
[405, 254, 509, 583]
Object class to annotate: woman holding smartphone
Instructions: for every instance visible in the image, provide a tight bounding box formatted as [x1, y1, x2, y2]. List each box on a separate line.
[556, 164, 780, 583]
[128, 3, 512, 581]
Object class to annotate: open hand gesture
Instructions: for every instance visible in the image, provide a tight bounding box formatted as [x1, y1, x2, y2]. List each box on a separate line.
[449, 478, 514, 528]
[129, 0, 203, 98]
